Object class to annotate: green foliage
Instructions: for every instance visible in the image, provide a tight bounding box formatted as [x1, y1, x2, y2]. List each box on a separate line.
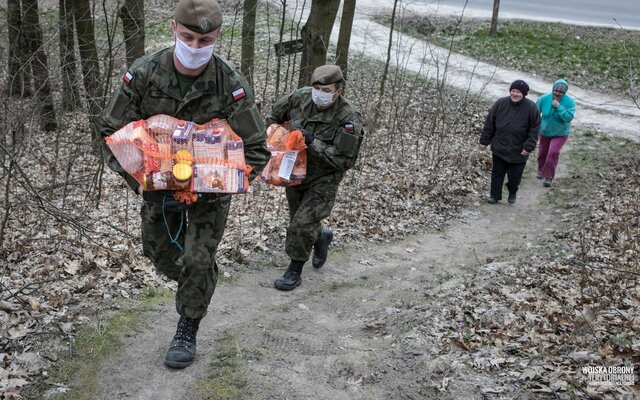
[329, 280, 358, 291]
[544, 132, 640, 207]
[43, 289, 170, 400]
[458, 23, 638, 90]
[48, 312, 140, 400]
[396, 18, 640, 95]
[192, 335, 250, 400]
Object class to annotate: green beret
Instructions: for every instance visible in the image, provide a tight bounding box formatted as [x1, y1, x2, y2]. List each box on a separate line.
[174, 0, 223, 34]
[311, 65, 344, 85]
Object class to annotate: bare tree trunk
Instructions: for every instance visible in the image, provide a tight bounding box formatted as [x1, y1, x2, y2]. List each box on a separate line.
[7, 0, 31, 98]
[226, 1, 243, 60]
[275, 0, 287, 94]
[241, 0, 258, 86]
[298, 0, 340, 87]
[73, 0, 102, 142]
[335, 0, 356, 79]
[379, 0, 398, 99]
[490, 0, 500, 36]
[119, 0, 145, 67]
[23, 0, 58, 131]
[60, 0, 81, 111]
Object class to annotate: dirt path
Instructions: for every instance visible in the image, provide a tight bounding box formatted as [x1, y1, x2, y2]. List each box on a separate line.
[96, 158, 563, 400]
[336, 0, 640, 142]
[91, 4, 638, 399]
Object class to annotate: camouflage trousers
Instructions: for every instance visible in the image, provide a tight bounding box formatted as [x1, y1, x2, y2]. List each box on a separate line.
[140, 195, 231, 320]
[285, 180, 339, 262]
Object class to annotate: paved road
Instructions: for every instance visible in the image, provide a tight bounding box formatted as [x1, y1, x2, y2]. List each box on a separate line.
[277, 0, 640, 141]
[414, 0, 640, 30]
[350, 0, 640, 141]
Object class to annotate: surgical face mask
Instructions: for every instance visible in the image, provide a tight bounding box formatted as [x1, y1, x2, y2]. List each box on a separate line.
[174, 36, 214, 69]
[311, 88, 336, 108]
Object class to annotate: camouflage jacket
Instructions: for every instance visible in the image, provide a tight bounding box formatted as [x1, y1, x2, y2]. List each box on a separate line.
[99, 47, 270, 193]
[266, 87, 364, 186]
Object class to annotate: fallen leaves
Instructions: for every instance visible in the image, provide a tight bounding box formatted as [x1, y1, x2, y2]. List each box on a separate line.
[371, 139, 640, 398]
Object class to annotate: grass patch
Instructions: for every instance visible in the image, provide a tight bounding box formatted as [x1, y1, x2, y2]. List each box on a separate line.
[543, 131, 640, 208]
[191, 335, 250, 400]
[270, 305, 291, 313]
[389, 16, 640, 94]
[43, 288, 172, 400]
[328, 280, 358, 291]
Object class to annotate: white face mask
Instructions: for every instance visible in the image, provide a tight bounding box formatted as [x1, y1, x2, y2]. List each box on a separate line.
[174, 36, 214, 70]
[311, 88, 336, 108]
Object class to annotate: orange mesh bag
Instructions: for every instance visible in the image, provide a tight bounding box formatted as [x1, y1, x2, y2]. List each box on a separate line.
[260, 124, 307, 187]
[190, 118, 251, 193]
[105, 115, 251, 195]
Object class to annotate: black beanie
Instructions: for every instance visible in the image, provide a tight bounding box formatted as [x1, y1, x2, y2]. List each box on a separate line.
[509, 80, 529, 96]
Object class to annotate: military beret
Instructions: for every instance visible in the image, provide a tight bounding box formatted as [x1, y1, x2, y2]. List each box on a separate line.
[174, 0, 223, 34]
[311, 65, 344, 85]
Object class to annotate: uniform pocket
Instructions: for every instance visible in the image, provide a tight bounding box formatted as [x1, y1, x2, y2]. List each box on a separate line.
[334, 130, 362, 158]
[230, 106, 263, 136]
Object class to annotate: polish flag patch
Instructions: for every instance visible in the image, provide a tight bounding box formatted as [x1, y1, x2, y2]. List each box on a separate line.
[344, 123, 354, 132]
[122, 71, 133, 85]
[232, 87, 246, 101]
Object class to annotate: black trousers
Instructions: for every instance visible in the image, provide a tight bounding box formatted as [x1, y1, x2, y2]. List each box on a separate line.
[490, 154, 527, 200]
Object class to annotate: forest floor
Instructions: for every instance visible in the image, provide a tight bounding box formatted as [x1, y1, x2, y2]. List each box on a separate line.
[86, 4, 640, 398]
[93, 161, 568, 400]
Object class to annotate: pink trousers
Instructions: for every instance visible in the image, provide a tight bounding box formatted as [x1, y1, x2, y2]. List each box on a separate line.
[537, 135, 569, 180]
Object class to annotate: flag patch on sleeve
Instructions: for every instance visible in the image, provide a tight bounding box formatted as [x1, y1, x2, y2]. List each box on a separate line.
[122, 71, 133, 85]
[344, 123, 354, 132]
[232, 88, 246, 101]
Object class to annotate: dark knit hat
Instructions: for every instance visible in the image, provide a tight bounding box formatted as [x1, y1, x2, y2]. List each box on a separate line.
[509, 80, 529, 96]
[311, 65, 344, 85]
[174, 0, 222, 34]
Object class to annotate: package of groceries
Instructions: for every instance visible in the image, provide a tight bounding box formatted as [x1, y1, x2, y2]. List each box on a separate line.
[260, 124, 307, 187]
[105, 115, 251, 194]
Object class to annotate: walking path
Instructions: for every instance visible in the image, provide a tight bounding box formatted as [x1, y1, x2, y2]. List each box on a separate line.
[79, 4, 638, 399]
[320, 0, 640, 141]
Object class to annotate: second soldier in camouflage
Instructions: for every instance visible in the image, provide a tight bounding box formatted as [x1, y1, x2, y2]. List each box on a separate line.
[266, 65, 364, 291]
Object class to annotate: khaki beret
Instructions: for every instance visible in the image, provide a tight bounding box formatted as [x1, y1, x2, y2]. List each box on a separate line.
[311, 65, 344, 85]
[174, 0, 223, 34]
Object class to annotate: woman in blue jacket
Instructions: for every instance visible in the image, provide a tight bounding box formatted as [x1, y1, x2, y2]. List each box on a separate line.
[536, 79, 576, 187]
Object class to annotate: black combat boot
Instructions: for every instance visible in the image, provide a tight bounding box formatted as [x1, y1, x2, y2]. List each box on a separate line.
[274, 260, 304, 291]
[164, 315, 201, 368]
[312, 228, 333, 269]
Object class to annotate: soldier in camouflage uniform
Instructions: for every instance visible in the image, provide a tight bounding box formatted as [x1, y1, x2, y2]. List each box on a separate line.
[99, 0, 269, 368]
[266, 65, 364, 291]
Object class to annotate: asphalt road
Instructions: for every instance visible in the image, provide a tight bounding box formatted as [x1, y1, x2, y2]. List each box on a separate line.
[413, 0, 640, 30]
[333, 0, 640, 141]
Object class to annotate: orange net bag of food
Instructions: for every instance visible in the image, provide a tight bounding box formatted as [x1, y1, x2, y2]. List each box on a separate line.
[260, 124, 307, 187]
[105, 115, 251, 194]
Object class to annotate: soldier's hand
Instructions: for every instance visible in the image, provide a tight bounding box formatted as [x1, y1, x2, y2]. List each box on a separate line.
[300, 129, 314, 146]
[142, 191, 188, 211]
[521, 149, 530, 156]
[136, 185, 143, 196]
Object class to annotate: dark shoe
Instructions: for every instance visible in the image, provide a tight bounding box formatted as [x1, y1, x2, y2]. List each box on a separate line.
[274, 260, 304, 291]
[312, 228, 333, 269]
[508, 193, 516, 204]
[487, 197, 498, 204]
[164, 315, 200, 369]
[543, 178, 552, 187]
